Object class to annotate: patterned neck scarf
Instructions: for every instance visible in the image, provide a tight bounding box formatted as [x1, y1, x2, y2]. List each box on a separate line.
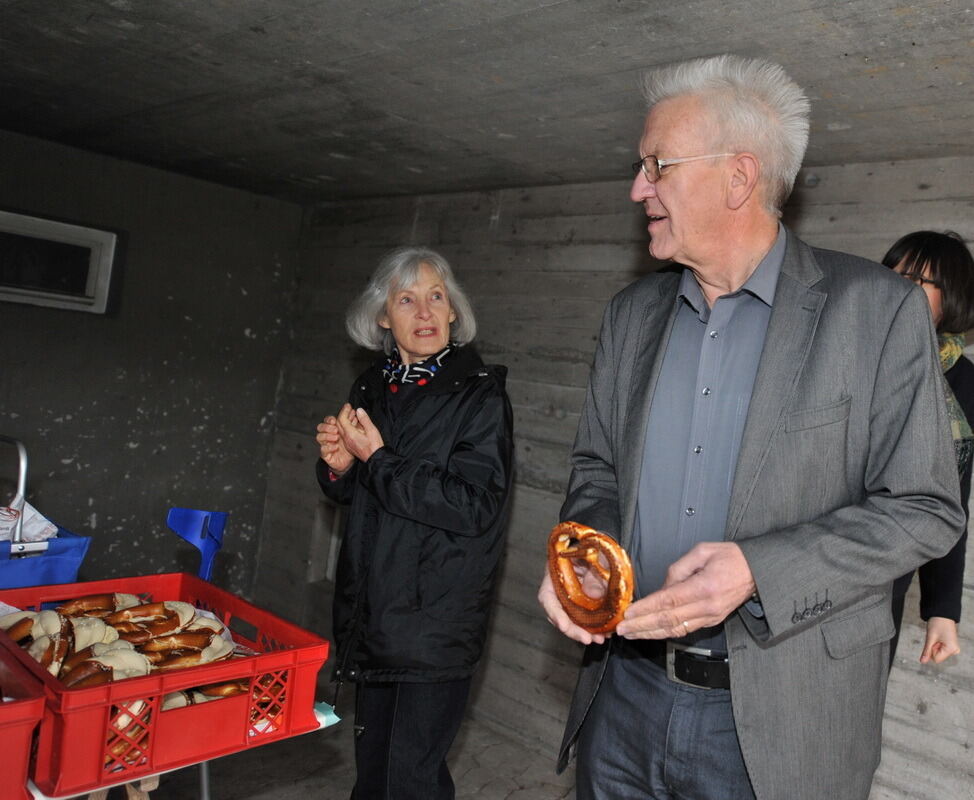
[939, 333, 973, 473]
[382, 343, 455, 386]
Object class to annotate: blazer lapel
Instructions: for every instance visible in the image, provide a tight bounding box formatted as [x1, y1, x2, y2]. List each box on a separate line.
[618, 276, 681, 548]
[726, 234, 826, 541]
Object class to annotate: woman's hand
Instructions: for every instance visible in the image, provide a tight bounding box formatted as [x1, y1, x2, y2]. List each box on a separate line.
[337, 403, 385, 462]
[920, 616, 961, 664]
[316, 414, 355, 476]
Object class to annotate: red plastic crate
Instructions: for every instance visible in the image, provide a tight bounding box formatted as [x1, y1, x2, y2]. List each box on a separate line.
[0, 572, 330, 798]
[0, 639, 45, 800]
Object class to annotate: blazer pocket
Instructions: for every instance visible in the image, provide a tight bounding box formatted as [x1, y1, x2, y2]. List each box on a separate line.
[821, 593, 895, 659]
[785, 395, 852, 432]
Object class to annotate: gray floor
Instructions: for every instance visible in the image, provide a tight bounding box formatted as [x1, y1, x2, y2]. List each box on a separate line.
[73, 579, 965, 799]
[120, 582, 575, 800]
[148, 696, 576, 800]
[54, 646, 966, 800]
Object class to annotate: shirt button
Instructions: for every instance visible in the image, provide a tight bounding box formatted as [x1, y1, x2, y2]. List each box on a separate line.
[702, 387, 711, 396]
[693, 445, 703, 454]
[709, 330, 718, 339]
[685, 507, 695, 516]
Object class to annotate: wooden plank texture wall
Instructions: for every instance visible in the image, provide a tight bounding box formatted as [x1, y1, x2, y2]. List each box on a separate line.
[255, 154, 974, 798]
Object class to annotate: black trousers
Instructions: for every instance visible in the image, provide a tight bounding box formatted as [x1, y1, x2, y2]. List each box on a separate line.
[351, 677, 472, 800]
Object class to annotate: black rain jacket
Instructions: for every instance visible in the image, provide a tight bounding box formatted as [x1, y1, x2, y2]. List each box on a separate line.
[317, 345, 513, 683]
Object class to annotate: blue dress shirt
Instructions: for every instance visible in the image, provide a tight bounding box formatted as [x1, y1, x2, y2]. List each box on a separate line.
[632, 225, 786, 651]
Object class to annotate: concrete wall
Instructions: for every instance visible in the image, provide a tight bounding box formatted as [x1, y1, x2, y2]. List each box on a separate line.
[264, 154, 974, 797]
[0, 130, 303, 594]
[3, 125, 969, 795]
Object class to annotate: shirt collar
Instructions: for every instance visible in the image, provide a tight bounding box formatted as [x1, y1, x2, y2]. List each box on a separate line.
[678, 223, 786, 313]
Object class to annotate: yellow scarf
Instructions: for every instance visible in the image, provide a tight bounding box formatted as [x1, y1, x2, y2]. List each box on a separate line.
[939, 333, 973, 471]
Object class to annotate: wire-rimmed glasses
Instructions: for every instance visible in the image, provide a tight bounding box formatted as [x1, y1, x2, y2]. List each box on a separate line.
[631, 153, 736, 182]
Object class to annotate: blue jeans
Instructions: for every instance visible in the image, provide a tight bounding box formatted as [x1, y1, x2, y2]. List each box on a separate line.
[351, 678, 471, 800]
[576, 644, 755, 800]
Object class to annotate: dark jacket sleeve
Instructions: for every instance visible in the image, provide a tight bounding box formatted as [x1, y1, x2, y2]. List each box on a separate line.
[916, 355, 974, 621]
[357, 378, 513, 536]
[918, 524, 967, 621]
[316, 458, 360, 506]
[315, 375, 372, 506]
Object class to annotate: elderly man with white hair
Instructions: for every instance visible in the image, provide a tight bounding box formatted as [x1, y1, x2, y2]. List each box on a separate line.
[539, 54, 963, 800]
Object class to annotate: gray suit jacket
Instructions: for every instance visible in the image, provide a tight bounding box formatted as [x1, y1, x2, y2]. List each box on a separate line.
[557, 229, 964, 800]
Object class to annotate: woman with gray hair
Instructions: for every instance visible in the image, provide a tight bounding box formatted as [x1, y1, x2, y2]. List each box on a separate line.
[315, 246, 513, 800]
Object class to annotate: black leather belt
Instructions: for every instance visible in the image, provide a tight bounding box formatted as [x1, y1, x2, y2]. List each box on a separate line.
[617, 637, 731, 690]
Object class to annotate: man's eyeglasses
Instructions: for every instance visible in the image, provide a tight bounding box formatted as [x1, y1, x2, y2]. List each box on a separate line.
[631, 153, 736, 182]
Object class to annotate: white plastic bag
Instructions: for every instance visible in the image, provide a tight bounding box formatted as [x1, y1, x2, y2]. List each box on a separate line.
[0, 501, 58, 542]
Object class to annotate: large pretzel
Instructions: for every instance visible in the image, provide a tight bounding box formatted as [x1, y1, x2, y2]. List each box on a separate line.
[152, 635, 233, 670]
[104, 601, 170, 626]
[106, 600, 194, 644]
[547, 521, 634, 634]
[4, 596, 232, 688]
[112, 614, 182, 645]
[60, 642, 151, 688]
[56, 592, 140, 618]
[140, 630, 215, 653]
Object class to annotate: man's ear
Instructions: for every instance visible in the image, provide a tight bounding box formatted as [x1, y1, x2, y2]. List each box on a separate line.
[727, 152, 761, 210]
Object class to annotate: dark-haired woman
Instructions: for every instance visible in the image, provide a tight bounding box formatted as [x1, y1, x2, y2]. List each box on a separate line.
[315, 247, 513, 799]
[883, 230, 974, 666]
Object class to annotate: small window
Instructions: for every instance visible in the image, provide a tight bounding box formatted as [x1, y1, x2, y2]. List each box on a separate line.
[0, 210, 119, 314]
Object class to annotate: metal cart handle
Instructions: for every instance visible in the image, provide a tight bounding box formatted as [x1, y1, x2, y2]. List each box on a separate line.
[0, 434, 49, 554]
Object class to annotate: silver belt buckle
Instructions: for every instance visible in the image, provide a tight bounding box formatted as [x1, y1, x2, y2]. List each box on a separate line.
[665, 641, 723, 689]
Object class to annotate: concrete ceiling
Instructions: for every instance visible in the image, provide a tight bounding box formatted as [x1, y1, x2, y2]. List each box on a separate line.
[1, 0, 972, 204]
